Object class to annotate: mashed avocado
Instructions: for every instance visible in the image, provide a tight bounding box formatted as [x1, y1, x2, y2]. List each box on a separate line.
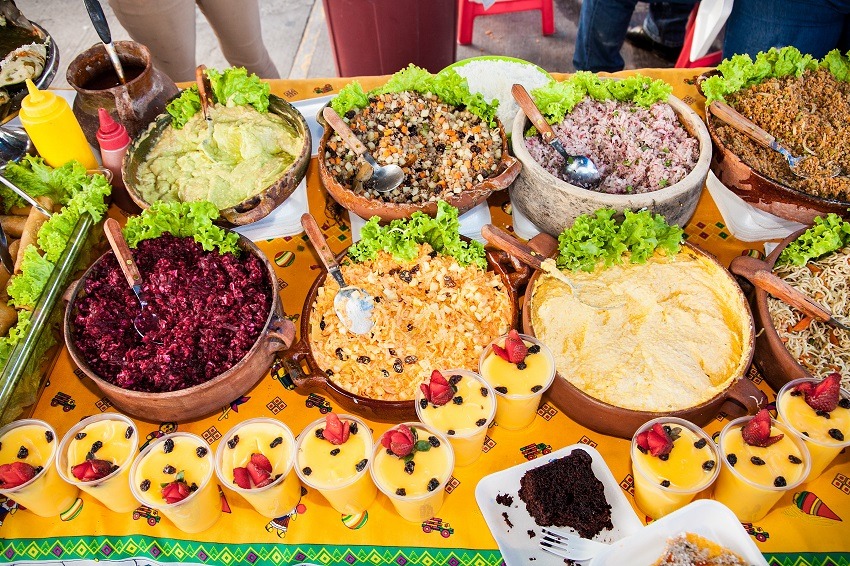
[135, 104, 302, 210]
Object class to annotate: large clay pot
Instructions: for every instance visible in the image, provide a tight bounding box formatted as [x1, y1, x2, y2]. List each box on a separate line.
[66, 41, 178, 148]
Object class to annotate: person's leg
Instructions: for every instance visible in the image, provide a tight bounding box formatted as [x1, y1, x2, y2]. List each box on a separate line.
[106, 0, 197, 83]
[196, 0, 280, 79]
[573, 0, 640, 72]
[643, 1, 697, 48]
[724, 0, 850, 59]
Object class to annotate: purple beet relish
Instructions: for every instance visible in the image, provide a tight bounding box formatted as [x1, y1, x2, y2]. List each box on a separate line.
[71, 234, 272, 393]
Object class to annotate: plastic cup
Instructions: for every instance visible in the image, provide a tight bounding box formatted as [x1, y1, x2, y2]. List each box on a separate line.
[215, 418, 302, 519]
[56, 413, 139, 513]
[294, 414, 376, 515]
[776, 377, 850, 481]
[370, 423, 454, 522]
[130, 432, 221, 533]
[479, 333, 556, 430]
[630, 417, 720, 519]
[415, 369, 496, 466]
[0, 419, 79, 517]
[713, 415, 811, 522]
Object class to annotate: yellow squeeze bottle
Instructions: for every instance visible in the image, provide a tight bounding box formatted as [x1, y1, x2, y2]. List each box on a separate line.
[19, 79, 98, 169]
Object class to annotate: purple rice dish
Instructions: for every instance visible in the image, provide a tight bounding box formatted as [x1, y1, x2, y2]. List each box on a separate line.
[524, 99, 698, 194]
[71, 234, 272, 393]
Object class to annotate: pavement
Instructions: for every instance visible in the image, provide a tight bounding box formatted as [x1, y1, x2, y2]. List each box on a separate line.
[17, 0, 673, 89]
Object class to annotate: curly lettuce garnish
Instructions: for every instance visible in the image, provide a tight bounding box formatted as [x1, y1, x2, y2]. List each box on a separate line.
[348, 201, 486, 269]
[557, 208, 683, 272]
[166, 66, 270, 129]
[777, 213, 850, 267]
[122, 201, 240, 256]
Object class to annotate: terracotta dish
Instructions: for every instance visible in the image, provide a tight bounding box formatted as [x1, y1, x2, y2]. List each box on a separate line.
[64, 234, 296, 423]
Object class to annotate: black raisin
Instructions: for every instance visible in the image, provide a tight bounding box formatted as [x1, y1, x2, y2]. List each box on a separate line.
[476, 418, 487, 427]
[350, 422, 359, 434]
[374, 296, 382, 303]
[663, 425, 672, 434]
[190, 483, 199, 492]
[694, 438, 707, 449]
[495, 386, 508, 394]
[702, 460, 716, 471]
[44, 430, 54, 443]
[816, 410, 831, 419]
[751, 456, 765, 466]
[788, 454, 802, 464]
[16, 446, 28, 459]
[196, 446, 208, 457]
[328, 448, 340, 457]
[335, 348, 347, 360]
[396, 488, 407, 496]
[270, 437, 283, 449]
[319, 317, 326, 331]
[33, 466, 43, 475]
[399, 270, 413, 283]
[658, 454, 669, 461]
[140, 479, 151, 491]
[408, 125, 418, 136]
[407, 323, 414, 331]
[356, 355, 371, 364]
[393, 359, 404, 373]
[90, 440, 103, 454]
[386, 448, 394, 455]
[447, 429, 456, 436]
[531, 385, 542, 393]
[404, 355, 418, 365]
[829, 428, 845, 441]
[388, 348, 396, 356]
[470, 144, 481, 154]
[435, 143, 446, 153]
[774, 476, 787, 487]
[355, 459, 368, 472]
[125, 427, 134, 439]
[410, 264, 420, 274]
[75, 432, 87, 440]
[790, 390, 802, 396]
[404, 460, 415, 475]
[839, 398, 850, 409]
[302, 467, 312, 476]
[227, 436, 239, 449]
[381, 369, 390, 377]
[427, 478, 440, 492]
[344, 109, 356, 119]
[428, 436, 440, 447]
[85, 452, 95, 460]
[727, 453, 737, 466]
[420, 398, 428, 409]
[163, 465, 176, 474]
[528, 345, 541, 354]
[481, 387, 489, 397]
[448, 375, 462, 386]
[164, 438, 175, 453]
[517, 362, 527, 370]
[443, 275, 456, 287]
[466, 135, 475, 143]
[315, 428, 325, 439]
[660, 480, 671, 487]
[326, 369, 334, 377]
[453, 396, 463, 405]
[637, 445, 648, 454]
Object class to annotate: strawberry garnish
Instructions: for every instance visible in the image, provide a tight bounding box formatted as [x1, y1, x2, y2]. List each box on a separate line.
[250, 453, 272, 474]
[233, 466, 251, 489]
[492, 330, 528, 364]
[161, 480, 192, 504]
[322, 412, 351, 445]
[741, 409, 784, 447]
[246, 459, 273, 488]
[0, 462, 37, 488]
[420, 370, 454, 406]
[71, 459, 116, 482]
[795, 373, 841, 413]
[380, 424, 415, 457]
[635, 423, 675, 457]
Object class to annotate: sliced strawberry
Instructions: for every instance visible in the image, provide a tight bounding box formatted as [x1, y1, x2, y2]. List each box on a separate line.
[250, 453, 272, 474]
[802, 373, 841, 413]
[322, 412, 351, 445]
[0, 462, 37, 488]
[71, 459, 116, 482]
[233, 466, 251, 489]
[742, 409, 784, 448]
[793, 381, 814, 398]
[421, 370, 454, 406]
[492, 343, 511, 362]
[246, 461, 271, 487]
[646, 424, 674, 456]
[161, 480, 191, 504]
[635, 431, 650, 452]
[380, 424, 415, 457]
[504, 329, 529, 364]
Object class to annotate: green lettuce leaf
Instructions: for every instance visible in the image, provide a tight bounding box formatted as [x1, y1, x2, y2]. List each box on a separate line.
[6, 245, 53, 308]
[207, 67, 270, 113]
[821, 49, 850, 82]
[123, 201, 240, 255]
[166, 86, 201, 130]
[330, 81, 369, 117]
[1, 156, 89, 212]
[348, 201, 486, 269]
[557, 208, 683, 272]
[777, 213, 850, 266]
[38, 173, 111, 263]
[0, 310, 32, 369]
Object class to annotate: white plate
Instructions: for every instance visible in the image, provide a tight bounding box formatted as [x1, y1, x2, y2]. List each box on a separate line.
[474, 444, 642, 566]
[589, 499, 768, 566]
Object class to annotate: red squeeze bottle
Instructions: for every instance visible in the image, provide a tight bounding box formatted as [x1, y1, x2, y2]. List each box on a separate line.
[96, 108, 140, 214]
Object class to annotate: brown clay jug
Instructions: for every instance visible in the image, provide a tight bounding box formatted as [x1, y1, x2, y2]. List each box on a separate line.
[67, 41, 179, 147]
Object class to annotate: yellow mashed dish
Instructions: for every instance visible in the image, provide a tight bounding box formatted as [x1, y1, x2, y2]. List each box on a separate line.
[530, 248, 751, 411]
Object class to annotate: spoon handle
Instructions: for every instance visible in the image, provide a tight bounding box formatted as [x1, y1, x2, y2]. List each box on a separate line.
[196, 65, 213, 121]
[322, 106, 367, 157]
[482, 224, 546, 270]
[511, 84, 557, 143]
[301, 213, 345, 287]
[709, 101, 779, 151]
[103, 217, 142, 289]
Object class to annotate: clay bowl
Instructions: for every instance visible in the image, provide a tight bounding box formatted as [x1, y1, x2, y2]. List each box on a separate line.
[509, 94, 711, 237]
[282, 246, 528, 422]
[520, 234, 761, 439]
[317, 104, 521, 223]
[706, 115, 850, 225]
[123, 94, 311, 225]
[64, 234, 296, 423]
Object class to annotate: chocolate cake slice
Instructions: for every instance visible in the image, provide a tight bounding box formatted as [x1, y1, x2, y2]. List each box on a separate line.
[517, 448, 613, 538]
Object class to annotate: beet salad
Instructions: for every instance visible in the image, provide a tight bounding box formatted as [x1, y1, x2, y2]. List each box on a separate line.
[71, 234, 272, 393]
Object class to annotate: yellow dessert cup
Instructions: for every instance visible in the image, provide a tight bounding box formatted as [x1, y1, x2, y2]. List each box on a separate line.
[130, 432, 221, 533]
[776, 377, 850, 481]
[215, 418, 302, 519]
[713, 415, 811, 522]
[295, 414, 376, 515]
[0, 419, 79, 517]
[479, 333, 556, 431]
[630, 417, 720, 519]
[415, 369, 496, 466]
[56, 413, 139, 513]
[370, 423, 454, 522]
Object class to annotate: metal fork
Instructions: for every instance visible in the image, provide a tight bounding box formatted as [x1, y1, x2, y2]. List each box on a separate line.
[539, 528, 609, 562]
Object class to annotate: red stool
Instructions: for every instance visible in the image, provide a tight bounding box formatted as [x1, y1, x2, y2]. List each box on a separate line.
[457, 0, 555, 45]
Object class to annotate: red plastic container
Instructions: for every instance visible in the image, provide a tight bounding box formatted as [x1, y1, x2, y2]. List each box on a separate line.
[322, 0, 458, 76]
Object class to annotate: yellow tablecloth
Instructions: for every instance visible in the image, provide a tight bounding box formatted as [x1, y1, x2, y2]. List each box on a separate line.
[1, 70, 847, 566]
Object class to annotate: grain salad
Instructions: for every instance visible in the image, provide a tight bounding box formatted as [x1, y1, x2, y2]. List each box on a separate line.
[308, 243, 512, 401]
[324, 91, 504, 204]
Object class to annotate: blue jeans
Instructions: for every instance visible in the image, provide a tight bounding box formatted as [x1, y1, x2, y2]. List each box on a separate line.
[723, 0, 850, 60]
[573, 0, 697, 72]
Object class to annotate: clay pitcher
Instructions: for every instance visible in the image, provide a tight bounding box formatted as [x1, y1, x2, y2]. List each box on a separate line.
[66, 41, 178, 147]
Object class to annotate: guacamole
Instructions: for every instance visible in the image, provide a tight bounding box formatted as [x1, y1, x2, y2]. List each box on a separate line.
[135, 104, 303, 210]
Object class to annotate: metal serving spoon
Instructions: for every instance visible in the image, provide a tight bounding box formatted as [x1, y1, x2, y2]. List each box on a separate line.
[511, 83, 601, 189]
[709, 101, 839, 179]
[322, 106, 404, 194]
[301, 213, 375, 335]
[195, 65, 219, 161]
[103, 218, 161, 340]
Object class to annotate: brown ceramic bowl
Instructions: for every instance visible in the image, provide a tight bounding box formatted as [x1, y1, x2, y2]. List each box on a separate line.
[317, 104, 521, 223]
[123, 94, 311, 225]
[283, 246, 528, 422]
[706, 112, 850, 225]
[64, 234, 295, 423]
[520, 234, 762, 439]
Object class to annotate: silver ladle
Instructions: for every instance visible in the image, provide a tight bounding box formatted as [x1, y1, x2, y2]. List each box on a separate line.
[301, 213, 374, 335]
[322, 106, 404, 194]
[511, 84, 602, 189]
